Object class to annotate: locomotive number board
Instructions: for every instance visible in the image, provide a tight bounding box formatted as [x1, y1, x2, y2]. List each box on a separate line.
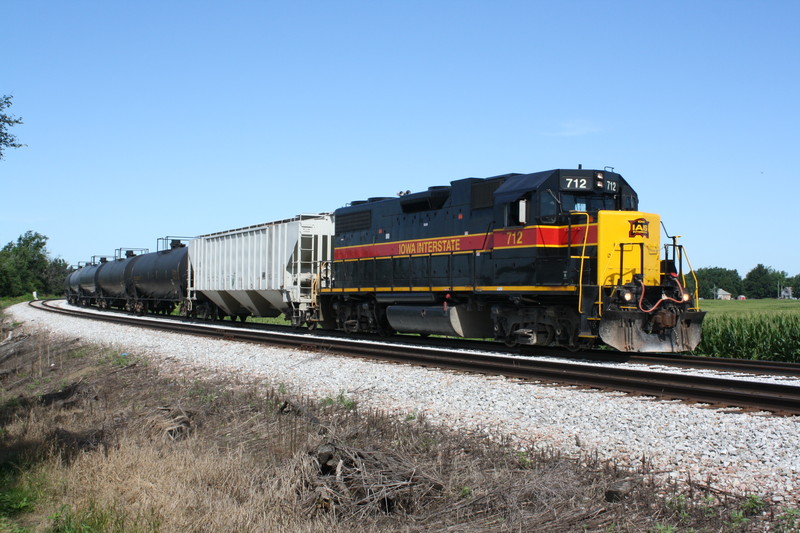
[560, 176, 618, 193]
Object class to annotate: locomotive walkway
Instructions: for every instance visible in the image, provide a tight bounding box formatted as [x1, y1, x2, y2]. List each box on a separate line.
[34, 300, 800, 416]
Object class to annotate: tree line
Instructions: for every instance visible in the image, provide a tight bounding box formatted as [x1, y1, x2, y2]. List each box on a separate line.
[0, 231, 69, 297]
[691, 265, 799, 300]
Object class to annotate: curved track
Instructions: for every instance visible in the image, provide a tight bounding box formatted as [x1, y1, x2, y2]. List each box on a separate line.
[32, 300, 800, 416]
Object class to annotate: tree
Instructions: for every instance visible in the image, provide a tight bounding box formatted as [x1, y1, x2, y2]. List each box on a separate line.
[742, 264, 787, 299]
[0, 231, 69, 297]
[1, 94, 25, 160]
[692, 267, 742, 299]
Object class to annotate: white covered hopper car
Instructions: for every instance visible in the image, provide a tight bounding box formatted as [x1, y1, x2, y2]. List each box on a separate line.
[187, 214, 334, 325]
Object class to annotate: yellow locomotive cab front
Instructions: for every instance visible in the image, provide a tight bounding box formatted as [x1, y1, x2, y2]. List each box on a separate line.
[594, 211, 705, 352]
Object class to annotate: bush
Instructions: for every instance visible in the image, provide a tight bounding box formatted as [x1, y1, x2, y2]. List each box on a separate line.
[0, 231, 69, 298]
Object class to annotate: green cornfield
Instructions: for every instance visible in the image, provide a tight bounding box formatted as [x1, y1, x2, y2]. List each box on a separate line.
[694, 301, 800, 362]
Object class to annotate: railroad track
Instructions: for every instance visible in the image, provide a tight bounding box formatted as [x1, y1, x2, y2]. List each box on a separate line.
[32, 299, 800, 416]
[365, 335, 800, 377]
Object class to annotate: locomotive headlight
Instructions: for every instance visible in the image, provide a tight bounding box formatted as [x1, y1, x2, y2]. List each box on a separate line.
[620, 289, 633, 302]
[594, 171, 604, 189]
[682, 293, 691, 302]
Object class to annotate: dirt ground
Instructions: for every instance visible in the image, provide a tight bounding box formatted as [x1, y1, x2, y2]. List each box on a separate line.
[0, 317, 790, 532]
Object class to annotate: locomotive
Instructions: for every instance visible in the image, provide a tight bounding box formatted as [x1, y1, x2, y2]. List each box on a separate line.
[65, 167, 705, 352]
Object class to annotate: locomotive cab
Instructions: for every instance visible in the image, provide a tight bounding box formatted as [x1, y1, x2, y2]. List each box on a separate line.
[495, 169, 704, 351]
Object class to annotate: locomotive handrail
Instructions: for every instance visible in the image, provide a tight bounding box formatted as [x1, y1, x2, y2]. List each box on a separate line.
[661, 242, 701, 311]
[572, 212, 591, 315]
[680, 247, 702, 311]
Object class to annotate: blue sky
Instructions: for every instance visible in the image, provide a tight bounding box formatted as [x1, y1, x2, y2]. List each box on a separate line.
[2, 1, 798, 277]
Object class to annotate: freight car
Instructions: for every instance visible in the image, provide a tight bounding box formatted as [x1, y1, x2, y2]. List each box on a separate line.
[65, 167, 705, 352]
[185, 215, 334, 324]
[66, 240, 192, 315]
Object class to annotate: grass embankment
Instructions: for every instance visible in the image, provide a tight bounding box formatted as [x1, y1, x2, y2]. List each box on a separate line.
[0, 296, 42, 311]
[695, 299, 800, 362]
[2, 307, 798, 532]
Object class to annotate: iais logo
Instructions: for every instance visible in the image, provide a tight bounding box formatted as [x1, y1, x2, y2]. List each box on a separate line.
[628, 218, 650, 238]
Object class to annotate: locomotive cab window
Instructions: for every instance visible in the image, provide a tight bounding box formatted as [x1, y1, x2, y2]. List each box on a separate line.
[561, 193, 615, 213]
[538, 190, 559, 223]
[506, 197, 529, 226]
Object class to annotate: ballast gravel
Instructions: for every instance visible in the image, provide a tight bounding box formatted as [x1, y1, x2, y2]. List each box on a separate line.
[7, 302, 800, 507]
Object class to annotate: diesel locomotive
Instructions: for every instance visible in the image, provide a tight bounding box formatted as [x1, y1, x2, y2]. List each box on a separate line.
[65, 167, 705, 352]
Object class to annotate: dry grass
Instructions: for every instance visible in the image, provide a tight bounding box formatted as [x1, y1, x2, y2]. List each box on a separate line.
[1, 321, 790, 532]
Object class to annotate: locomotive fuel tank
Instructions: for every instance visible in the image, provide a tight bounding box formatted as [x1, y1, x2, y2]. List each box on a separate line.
[385, 305, 493, 338]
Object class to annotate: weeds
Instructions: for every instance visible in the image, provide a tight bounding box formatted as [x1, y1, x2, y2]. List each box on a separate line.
[67, 347, 89, 360]
[321, 390, 356, 409]
[188, 380, 220, 404]
[100, 351, 143, 368]
[47, 501, 161, 533]
[0, 477, 36, 516]
[741, 494, 767, 516]
[774, 508, 800, 532]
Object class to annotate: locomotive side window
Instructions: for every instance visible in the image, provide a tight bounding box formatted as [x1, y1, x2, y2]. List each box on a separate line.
[506, 196, 529, 226]
[538, 191, 558, 223]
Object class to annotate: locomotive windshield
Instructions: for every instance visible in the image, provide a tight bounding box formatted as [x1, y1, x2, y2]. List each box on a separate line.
[561, 193, 616, 213]
[536, 189, 638, 223]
